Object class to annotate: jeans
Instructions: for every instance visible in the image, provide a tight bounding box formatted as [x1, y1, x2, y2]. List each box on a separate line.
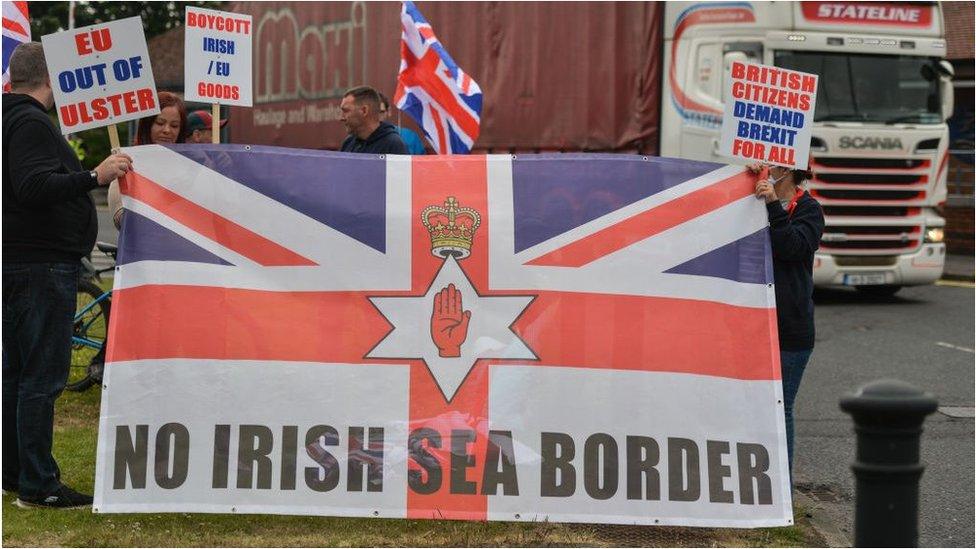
[3, 262, 79, 498]
[780, 348, 813, 478]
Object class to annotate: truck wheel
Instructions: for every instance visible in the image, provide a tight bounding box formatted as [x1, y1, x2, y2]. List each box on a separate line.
[855, 285, 902, 297]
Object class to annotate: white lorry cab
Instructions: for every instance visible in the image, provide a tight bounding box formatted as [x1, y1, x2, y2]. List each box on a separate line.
[662, 1, 953, 296]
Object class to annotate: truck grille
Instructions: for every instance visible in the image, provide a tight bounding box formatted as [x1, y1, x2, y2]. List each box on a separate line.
[820, 224, 922, 255]
[809, 157, 930, 205]
[834, 255, 899, 267]
[823, 240, 919, 251]
[814, 158, 928, 169]
[817, 173, 924, 185]
[816, 190, 925, 201]
[810, 155, 933, 255]
[822, 206, 919, 217]
[828, 225, 916, 234]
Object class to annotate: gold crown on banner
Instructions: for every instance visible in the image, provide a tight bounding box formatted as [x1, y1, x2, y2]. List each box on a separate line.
[421, 196, 482, 260]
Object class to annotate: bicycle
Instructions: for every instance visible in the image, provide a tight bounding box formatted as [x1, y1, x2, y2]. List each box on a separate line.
[68, 241, 117, 392]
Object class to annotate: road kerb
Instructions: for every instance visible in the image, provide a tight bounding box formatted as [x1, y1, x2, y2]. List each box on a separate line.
[793, 491, 852, 548]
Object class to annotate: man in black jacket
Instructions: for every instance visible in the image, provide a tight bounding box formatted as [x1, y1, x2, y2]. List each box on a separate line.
[339, 86, 408, 155]
[2, 42, 131, 509]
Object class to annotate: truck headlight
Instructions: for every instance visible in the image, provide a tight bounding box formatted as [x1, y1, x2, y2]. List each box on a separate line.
[924, 228, 944, 243]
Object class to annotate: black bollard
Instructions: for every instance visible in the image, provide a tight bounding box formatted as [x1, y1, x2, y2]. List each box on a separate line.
[839, 379, 938, 548]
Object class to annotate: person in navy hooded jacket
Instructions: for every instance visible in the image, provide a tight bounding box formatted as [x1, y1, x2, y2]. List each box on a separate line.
[752, 162, 825, 479]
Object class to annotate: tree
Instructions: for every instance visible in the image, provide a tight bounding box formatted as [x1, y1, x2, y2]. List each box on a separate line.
[29, 2, 223, 40]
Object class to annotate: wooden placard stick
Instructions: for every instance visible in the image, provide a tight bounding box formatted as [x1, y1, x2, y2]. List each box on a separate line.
[107, 123, 121, 152]
[106, 123, 125, 228]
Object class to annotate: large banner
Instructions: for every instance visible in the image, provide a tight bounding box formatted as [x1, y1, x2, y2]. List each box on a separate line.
[97, 146, 791, 527]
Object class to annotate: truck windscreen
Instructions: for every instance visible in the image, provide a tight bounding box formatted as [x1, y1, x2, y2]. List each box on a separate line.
[774, 50, 942, 125]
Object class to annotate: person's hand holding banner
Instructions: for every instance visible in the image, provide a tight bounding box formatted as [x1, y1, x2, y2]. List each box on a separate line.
[93, 152, 134, 186]
[746, 163, 778, 203]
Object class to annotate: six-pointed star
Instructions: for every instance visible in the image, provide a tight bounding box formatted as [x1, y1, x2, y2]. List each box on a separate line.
[366, 256, 536, 402]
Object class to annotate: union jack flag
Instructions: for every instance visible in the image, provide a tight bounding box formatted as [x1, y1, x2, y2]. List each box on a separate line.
[97, 146, 790, 526]
[2, 1, 30, 92]
[394, 0, 483, 155]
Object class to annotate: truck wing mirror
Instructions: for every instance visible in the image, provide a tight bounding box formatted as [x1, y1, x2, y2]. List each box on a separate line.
[937, 60, 954, 121]
[937, 60, 954, 79]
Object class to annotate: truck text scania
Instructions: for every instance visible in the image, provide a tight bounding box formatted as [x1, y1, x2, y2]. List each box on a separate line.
[662, 1, 953, 295]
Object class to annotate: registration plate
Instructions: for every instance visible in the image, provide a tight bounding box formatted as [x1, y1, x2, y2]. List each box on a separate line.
[843, 272, 887, 286]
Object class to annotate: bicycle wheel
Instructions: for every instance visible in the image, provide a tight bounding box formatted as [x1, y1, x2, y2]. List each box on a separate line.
[68, 279, 111, 392]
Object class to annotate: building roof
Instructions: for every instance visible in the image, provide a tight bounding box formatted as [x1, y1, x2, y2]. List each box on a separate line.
[147, 25, 184, 91]
[944, 1, 975, 60]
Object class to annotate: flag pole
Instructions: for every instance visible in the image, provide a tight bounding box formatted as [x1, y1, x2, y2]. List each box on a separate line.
[66, 0, 76, 143]
[211, 103, 220, 144]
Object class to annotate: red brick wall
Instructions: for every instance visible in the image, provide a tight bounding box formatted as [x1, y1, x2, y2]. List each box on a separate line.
[945, 1, 975, 60]
[946, 154, 975, 254]
[945, 204, 974, 254]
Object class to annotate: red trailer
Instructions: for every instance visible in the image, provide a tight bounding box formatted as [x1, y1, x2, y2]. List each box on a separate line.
[229, 1, 662, 153]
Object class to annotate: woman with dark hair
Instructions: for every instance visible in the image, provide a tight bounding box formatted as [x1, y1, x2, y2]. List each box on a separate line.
[109, 91, 188, 228]
[134, 91, 187, 145]
[752, 162, 825, 480]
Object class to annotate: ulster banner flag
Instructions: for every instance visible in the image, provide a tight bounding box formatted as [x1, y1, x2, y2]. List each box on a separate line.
[96, 145, 791, 526]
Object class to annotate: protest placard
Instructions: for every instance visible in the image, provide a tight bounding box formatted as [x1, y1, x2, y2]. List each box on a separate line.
[41, 16, 159, 136]
[719, 61, 818, 169]
[183, 6, 253, 110]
